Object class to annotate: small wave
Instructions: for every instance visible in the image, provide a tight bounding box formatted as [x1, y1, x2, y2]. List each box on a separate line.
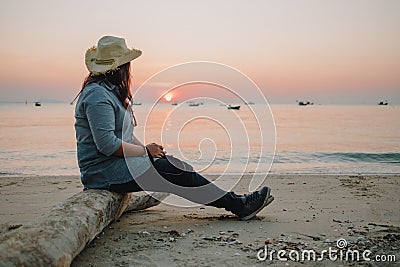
[194, 152, 400, 166]
[319, 152, 400, 164]
[0, 171, 26, 177]
[272, 151, 400, 165]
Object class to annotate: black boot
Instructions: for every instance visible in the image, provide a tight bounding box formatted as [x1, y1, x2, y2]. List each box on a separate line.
[208, 191, 245, 209]
[209, 187, 274, 221]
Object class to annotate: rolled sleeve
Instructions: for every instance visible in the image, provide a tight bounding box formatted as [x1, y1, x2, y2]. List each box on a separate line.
[84, 88, 122, 156]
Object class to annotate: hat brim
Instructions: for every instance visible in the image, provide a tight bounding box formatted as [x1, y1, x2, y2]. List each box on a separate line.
[85, 47, 142, 75]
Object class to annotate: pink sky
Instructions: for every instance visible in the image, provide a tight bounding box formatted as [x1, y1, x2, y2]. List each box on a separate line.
[0, 0, 399, 104]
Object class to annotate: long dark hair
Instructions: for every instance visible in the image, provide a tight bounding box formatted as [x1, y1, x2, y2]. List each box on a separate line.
[79, 62, 132, 108]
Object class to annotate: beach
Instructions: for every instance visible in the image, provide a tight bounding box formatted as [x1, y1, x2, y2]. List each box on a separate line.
[1, 174, 399, 266]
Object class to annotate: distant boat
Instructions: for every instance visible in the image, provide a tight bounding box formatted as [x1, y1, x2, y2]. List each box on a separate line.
[227, 105, 240, 110]
[132, 101, 142, 105]
[297, 100, 313, 106]
[378, 101, 388, 105]
[245, 101, 255, 105]
[298, 101, 307, 106]
[171, 101, 178, 106]
[187, 101, 200, 107]
[35, 101, 41, 107]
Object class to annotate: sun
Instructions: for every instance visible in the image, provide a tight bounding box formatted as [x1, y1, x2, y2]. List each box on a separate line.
[164, 93, 173, 102]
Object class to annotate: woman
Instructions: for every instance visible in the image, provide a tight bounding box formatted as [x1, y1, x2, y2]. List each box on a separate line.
[74, 36, 274, 220]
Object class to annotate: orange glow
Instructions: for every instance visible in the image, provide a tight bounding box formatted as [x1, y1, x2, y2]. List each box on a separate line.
[164, 93, 173, 102]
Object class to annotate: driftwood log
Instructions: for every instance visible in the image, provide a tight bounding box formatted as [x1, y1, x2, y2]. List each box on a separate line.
[0, 190, 169, 267]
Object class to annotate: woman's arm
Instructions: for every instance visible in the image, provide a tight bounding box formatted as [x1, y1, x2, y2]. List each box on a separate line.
[113, 133, 164, 158]
[112, 142, 165, 158]
[130, 134, 165, 158]
[113, 135, 166, 158]
[112, 141, 146, 157]
[84, 88, 123, 157]
[84, 87, 148, 158]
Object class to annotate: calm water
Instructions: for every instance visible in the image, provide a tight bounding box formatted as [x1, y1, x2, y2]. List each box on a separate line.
[0, 103, 399, 176]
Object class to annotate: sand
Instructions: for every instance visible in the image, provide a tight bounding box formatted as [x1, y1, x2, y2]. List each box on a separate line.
[1, 174, 399, 266]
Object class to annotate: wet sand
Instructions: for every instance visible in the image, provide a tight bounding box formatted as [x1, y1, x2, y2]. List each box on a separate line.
[1, 174, 399, 266]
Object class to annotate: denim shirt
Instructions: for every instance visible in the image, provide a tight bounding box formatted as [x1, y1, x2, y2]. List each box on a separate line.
[74, 80, 151, 189]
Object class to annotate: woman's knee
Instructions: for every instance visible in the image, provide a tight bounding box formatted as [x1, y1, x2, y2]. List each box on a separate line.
[157, 156, 194, 172]
[153, 157, 181, 174]
[154, 156, 193, 174]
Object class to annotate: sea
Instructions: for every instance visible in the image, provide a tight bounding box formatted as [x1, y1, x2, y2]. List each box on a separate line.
[0, 102, 399, 177]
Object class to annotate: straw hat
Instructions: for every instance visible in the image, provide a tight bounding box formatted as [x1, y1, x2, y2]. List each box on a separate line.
[85, 36, 142, 75]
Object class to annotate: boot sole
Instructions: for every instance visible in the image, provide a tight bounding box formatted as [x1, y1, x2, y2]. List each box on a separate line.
[239, 192, 274, 221]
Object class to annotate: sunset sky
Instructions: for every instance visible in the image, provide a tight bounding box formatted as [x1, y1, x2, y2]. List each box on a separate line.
[0, 0, 399, 104]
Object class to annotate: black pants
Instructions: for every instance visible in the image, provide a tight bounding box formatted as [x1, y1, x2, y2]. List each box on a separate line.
[109, 156, 230, 207]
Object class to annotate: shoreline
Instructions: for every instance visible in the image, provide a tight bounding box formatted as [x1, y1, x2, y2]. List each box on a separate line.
[1, 174, 399, 265]
[1, 174, 399, 225]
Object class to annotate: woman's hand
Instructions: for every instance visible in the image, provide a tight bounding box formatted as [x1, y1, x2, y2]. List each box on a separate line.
[146, 143, 165, 158]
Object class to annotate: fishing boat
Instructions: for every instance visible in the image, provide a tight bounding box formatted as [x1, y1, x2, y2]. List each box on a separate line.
[35, 101, 41, 107]
[378, 101, 388, 105]
[188, 101, 200, 107]
[227, 105, 240, 110]
[296, 100, 313, 106]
